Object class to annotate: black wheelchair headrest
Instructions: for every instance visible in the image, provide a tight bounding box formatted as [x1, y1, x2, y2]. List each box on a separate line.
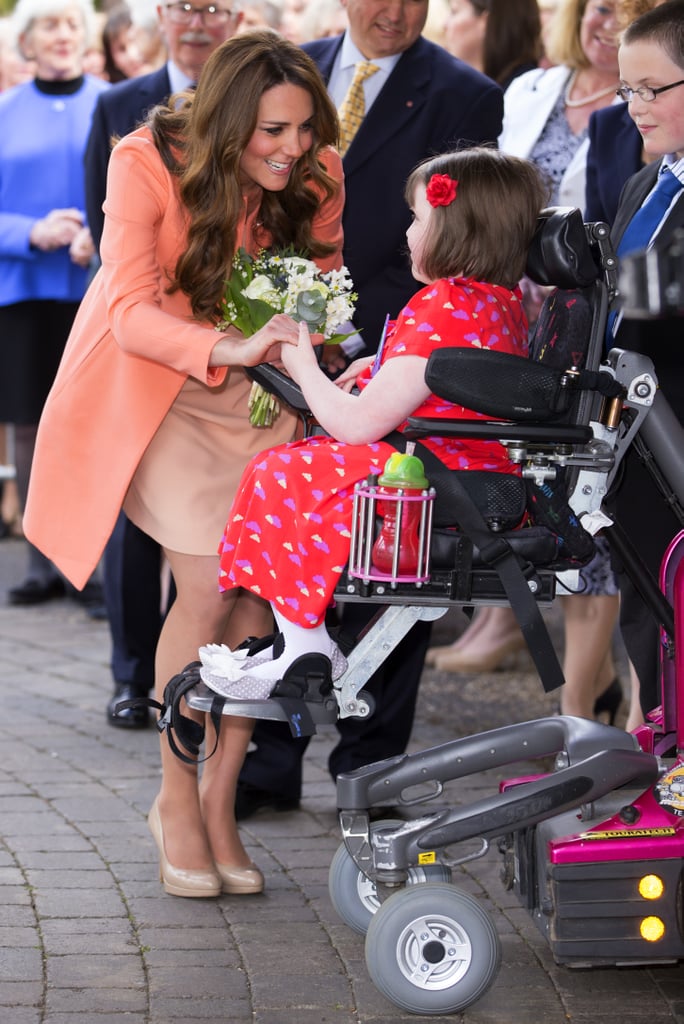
[525, 207, 601, 289]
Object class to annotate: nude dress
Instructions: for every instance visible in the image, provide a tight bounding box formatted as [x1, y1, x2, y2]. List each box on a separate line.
[124, 368, 297, 555]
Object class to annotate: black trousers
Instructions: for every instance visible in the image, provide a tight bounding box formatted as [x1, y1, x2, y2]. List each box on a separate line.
[104, 512, 170, 692]
[610, 316, 684, 716]
[239, 607, 433, 798]
[609, 446, 681, 716]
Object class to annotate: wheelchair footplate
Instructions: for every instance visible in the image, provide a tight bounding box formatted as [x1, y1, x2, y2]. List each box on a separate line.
[185, 652, 340, 737]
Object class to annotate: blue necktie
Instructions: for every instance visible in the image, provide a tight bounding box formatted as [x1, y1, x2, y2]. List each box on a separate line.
[607, 167, 684, 341]
[616, 166, 683, 258]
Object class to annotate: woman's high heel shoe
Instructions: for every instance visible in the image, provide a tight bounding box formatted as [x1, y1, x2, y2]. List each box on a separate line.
[215, 861, 264, 895]
[593, 677, 623, 726]
[147, 798, 222, 898]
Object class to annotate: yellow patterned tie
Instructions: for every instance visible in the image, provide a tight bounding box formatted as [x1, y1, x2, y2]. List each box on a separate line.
[337, 61, 380, 156]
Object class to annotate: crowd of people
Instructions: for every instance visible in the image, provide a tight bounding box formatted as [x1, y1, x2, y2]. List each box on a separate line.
[0, 0, 681, 898]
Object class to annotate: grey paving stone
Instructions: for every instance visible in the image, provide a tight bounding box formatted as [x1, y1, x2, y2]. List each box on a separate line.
[0, 947, 43, 982]
[2, 548, 684, 1024]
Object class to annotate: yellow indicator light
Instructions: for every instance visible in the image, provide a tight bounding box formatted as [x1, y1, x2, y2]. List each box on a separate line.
[640, 916, 665, 942]
[638, 874, 665, 900]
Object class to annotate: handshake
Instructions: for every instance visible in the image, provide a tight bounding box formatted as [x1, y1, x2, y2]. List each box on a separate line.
[29, 207, 95, 269]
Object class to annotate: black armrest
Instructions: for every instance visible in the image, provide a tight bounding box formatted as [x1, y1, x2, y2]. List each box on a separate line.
[405, 416, 593, 445]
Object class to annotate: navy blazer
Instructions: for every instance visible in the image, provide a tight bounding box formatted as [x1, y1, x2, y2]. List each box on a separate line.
[84, 65, 172, 250]
[612, 160, 684, 422]
[585, 102, 643, 226]
[303, 35, 504, 352]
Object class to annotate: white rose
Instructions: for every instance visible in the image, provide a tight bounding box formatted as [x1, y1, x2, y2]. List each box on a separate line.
[282, 256, 317, 279]
[243, 275, 281, 306]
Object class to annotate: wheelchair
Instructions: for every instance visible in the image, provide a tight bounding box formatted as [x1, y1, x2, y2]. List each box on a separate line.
[182, 208, 684, 1015]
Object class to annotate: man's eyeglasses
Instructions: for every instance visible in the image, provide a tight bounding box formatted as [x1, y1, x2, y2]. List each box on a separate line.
[164, 2, 233, 25]
[616, 78, 684, 103]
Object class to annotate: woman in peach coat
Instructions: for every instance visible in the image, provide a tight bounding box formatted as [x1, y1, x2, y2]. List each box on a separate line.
[24, 32, 345, 898]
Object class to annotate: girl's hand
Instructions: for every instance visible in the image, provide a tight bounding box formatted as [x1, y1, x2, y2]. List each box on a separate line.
[209, 313, 300, 368]
[334, 356, 373, 392]
[280, 320, 319, 384]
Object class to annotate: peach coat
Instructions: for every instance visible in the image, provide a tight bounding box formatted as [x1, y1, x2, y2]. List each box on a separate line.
[24, 127, 345, 589]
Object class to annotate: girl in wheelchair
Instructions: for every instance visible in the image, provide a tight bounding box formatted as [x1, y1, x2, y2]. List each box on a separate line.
[199, 147, 548, 701]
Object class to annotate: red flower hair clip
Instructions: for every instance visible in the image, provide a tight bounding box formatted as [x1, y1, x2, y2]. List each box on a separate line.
[426, 173, 458, 208]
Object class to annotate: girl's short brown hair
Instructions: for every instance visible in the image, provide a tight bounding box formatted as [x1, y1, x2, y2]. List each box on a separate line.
[405, 147, 549, 290]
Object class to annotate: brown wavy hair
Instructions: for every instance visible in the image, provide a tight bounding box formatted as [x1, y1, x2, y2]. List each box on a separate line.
[469, 0, 543, 87]
[405, 148, 549, 290]
[146, 30, 340, 322]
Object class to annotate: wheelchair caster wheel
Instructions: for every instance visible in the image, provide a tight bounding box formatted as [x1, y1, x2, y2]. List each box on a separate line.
[364, 882, 501, 1015]
[328, 820, 452, 935]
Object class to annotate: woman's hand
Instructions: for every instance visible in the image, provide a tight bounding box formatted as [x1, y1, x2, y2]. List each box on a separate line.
[209, 313, 300, 368]
[30, 208, 84, 252]
[69, 226, 95, 268]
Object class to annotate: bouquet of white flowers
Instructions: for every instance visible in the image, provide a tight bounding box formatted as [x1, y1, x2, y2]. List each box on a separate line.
[217, 247, 358, 427]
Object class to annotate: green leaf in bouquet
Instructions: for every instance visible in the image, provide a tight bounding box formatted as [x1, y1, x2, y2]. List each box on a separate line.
[241, 294, 280, 332]
[220, 274, 275, 336]
[324, 328, 363, 346]
[296, 288, 327, 326]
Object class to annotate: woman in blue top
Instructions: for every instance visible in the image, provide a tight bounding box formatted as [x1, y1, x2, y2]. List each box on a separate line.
[0, 0, 108, 605]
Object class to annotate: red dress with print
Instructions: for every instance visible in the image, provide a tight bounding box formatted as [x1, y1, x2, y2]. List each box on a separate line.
[218, 277, 528, 627]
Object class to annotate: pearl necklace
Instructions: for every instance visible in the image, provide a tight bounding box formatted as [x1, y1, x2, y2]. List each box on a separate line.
[563, 70, 617, 108]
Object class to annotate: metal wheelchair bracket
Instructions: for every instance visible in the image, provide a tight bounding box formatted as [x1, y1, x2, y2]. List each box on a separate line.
[333, 605, 449, 719]
[339, 811, 373, 880]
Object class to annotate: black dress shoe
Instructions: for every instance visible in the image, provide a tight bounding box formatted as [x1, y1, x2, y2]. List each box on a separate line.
[107, 684, 151, 729]
[8, 577, 66, 606]
[235, 783, 300, 821]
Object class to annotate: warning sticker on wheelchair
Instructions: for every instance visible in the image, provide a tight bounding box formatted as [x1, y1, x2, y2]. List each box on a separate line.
[655, 764, 684, 817]
[577, 827, 677, 839]
[417, 852, 437, 864]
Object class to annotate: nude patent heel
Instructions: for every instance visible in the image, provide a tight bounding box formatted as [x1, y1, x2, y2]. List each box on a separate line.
[215, 862, 265, 895]
[147, 798, 221, 898]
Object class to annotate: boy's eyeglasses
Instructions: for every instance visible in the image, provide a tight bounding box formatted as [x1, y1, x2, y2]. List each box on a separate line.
[164, 3, 233, 25]
[616, 79, 684, 103]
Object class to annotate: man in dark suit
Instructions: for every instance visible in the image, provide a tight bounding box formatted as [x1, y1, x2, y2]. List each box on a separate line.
[605, 0, 684, 720]
[235, 0, 505, 818]
[85, 1, 243, 728]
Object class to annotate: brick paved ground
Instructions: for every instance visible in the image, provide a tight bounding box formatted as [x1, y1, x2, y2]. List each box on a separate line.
[2, 536, 684, 1024]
